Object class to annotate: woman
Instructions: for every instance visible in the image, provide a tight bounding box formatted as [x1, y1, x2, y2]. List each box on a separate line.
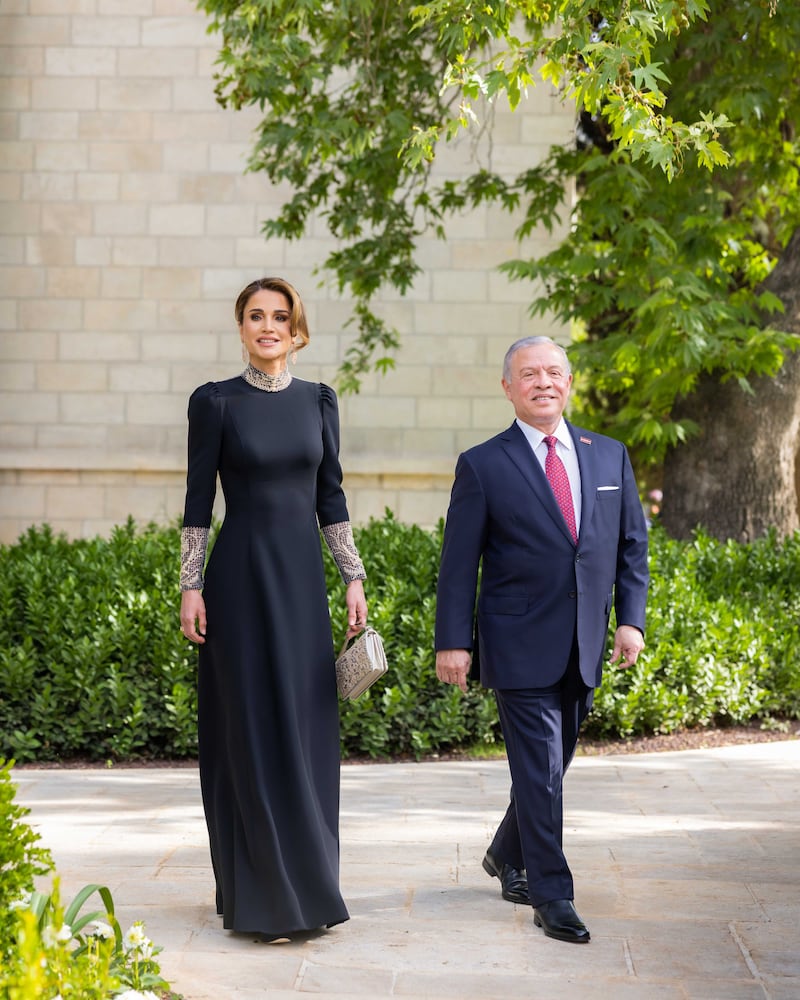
[179, 277, 367, 939]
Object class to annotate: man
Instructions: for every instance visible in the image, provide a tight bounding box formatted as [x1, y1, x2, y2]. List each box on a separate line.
[435, 336, 648, 944]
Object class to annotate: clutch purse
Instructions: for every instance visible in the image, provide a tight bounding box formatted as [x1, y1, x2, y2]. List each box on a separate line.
[335, 626, 388, 700]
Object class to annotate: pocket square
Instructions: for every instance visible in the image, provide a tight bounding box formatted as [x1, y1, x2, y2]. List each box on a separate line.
[597, 485, 620, 491]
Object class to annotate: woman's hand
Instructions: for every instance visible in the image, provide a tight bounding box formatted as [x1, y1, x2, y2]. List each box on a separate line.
[180, 589, 207, 644]
[345, 579, 367, 638]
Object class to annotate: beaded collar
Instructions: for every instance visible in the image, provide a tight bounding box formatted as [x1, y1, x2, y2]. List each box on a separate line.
[241, 363, 292, 392]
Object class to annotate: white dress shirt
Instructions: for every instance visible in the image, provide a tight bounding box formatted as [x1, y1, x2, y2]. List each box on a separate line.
[515, 417, 582, 534]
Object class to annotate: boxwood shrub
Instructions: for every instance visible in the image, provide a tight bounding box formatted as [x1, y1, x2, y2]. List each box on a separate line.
[0, 514, 797, 762]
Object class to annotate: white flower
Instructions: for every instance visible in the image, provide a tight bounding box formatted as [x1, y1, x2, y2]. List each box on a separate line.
[9, 891, 32, 912]
[41, 923, 72, 948]
[122, 921, 153, 957]
[122, 922, 147, 949]
[88, 919, 115, 940]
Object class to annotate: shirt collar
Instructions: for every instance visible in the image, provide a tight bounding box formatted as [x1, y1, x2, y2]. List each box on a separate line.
[515, 416, 572, 451]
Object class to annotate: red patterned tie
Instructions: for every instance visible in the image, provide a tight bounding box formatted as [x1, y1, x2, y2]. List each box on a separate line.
[544, 435, 577, 542]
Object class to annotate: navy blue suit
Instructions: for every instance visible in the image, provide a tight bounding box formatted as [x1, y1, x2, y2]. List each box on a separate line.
[435, 419, 648, 904]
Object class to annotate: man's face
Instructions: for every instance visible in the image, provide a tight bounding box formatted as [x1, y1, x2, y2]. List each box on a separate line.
[501, 343, 572, 433]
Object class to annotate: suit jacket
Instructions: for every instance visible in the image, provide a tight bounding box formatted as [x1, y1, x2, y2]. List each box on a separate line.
[435, 420, 649, 690]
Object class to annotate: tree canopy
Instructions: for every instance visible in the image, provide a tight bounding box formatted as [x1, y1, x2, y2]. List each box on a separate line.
[198, 0, 800, 532]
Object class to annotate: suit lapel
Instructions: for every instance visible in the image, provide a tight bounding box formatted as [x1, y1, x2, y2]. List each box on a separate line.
[568, 421, 598, 535]
[500, 422, 575, 543]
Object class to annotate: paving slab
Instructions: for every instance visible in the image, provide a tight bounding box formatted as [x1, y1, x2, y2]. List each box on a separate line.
[12, 740, 800, 1000]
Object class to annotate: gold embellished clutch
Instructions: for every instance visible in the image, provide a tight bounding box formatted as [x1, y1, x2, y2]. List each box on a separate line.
[335, 627, 388, 700]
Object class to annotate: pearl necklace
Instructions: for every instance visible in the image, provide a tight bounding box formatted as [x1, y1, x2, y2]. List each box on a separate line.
[242, 363, 292, 392]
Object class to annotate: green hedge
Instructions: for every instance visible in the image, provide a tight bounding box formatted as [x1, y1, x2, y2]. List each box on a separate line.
[590, 528, 800, 737]
[0, 522, 197, 762]
[0, 515, 798, 763]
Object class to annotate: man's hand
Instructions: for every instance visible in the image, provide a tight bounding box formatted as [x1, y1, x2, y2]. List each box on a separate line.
[609, 624, 645, 669]
[436, 649, 471, 693]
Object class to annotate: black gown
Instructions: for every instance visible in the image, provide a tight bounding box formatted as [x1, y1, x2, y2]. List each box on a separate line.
[183, 374, 351, 935]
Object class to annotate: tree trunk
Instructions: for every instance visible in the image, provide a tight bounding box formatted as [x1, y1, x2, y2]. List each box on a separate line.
[661, 227, 800, 541]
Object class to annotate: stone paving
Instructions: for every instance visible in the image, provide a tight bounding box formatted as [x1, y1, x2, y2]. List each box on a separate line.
[13, 740, 800, 999]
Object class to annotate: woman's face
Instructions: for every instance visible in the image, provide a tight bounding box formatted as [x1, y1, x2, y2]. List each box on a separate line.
[239, 288, 293, 373]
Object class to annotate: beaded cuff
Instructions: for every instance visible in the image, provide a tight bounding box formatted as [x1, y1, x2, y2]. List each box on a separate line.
[321, 521, 367, 584]
[180, 526, 210, 590]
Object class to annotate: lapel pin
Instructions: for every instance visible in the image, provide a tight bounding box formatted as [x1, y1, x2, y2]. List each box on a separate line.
[580, 436, 592, 445]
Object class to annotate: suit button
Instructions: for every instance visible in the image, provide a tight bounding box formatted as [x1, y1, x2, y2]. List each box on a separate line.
[569, 590, 576, 599]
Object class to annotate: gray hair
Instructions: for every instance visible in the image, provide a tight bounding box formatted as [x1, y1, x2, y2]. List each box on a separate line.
[502, 336, 571, 382]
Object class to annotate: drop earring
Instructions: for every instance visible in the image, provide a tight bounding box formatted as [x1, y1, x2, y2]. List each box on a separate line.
[291, 340, 298, 365]
[241, 343, 248, 364]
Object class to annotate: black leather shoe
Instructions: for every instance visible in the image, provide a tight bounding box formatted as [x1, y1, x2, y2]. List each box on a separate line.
[533, 899, 590, 943]
[482, 849, 530, 905]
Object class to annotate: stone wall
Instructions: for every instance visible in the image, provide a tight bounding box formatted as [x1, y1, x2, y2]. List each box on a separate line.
[0, 0, 575, 542]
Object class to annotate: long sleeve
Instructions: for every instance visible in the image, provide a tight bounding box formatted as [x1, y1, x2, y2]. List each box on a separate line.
[435, 452, 488, 651]
[180, 383, 223, 590]
[613, 445, 649, 633]
[315, 383, 350, 527]
[314, 382, 366, 583]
